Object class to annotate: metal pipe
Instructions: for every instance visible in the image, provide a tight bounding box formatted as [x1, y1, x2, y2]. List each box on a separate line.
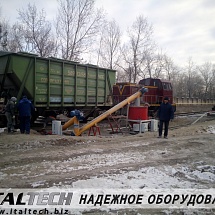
[191, 112, 208, 125]
[134, 97, 140, 106]
[74, 87, 148, 136]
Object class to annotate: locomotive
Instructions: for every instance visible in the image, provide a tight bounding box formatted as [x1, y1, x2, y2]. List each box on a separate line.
[113, 78, 176, 116]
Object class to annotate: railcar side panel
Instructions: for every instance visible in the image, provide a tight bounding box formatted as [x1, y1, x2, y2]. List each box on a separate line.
[0, 52, 116, 111]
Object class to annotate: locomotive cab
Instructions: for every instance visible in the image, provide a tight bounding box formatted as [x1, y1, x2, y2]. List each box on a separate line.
[139, 78, 173, 105]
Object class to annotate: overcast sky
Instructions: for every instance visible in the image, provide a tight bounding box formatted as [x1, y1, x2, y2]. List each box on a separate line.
[1, 0, 215, 66]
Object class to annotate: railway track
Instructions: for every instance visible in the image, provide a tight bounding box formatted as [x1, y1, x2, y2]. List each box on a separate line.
[174, 111, 210, 117]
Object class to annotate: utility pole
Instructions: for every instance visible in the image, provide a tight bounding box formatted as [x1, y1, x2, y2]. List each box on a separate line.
[0, 23, 8, 51]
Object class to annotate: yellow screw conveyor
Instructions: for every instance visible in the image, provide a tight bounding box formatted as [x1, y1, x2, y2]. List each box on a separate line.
[62, 87, 148, 136]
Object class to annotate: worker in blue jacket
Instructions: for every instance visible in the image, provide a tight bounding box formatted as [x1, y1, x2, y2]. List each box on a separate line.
[157, 97, 174, 139]
[17, 96, 34, 134]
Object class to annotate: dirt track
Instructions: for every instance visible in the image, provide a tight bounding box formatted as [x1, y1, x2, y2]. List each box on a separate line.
[0, 117, 215, 214]
[0, 117, 215, 188]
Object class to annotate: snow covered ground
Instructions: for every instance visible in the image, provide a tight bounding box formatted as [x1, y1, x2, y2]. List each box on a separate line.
[0, 119, 215, 214]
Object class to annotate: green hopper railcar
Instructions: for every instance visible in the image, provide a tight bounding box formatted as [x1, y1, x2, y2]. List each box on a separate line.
[0, 51, 116, 120]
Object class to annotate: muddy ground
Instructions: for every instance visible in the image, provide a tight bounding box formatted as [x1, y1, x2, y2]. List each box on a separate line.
[0, 115, 215, 214]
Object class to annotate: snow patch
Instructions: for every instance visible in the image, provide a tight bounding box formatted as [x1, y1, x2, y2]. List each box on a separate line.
[207, 125, 215, 134]
[72, 167, 195, 189]
[31, 180, 46, 188]
[0, 171, 7, 180]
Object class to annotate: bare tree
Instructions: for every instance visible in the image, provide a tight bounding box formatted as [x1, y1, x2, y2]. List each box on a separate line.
[126, 15, 154, 83]
[0, 11, 9, 51]
[98, 20, 121, 69]
[56, 0, 104, 61]
[192, 75, 205, 98]
[7, 24, 26, 52]
[198, 62, 215, 99]
[119, 15, 154, 82]
[140, 48, 154, 78]
[173, 58, 206, 99]
[116, 70, 128, 82]
[151, 52, 165, 79]
[118, 44, 135, 82]
[185, 58, 197, 98]
[162, 54, 178, 81]
[18, 3, 55, 57]
[173, 71, 185, 97]
[142, 50, 171, 79]
[211, 66, 215, 98]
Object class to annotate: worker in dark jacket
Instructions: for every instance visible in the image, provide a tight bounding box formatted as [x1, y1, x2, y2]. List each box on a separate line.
[157, 97, 174, 139]
[17, 96, 34, 134]
[5, 97, 17, 133]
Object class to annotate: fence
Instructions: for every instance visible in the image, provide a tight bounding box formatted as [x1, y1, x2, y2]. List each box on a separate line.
[174, 97, 215, 104]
